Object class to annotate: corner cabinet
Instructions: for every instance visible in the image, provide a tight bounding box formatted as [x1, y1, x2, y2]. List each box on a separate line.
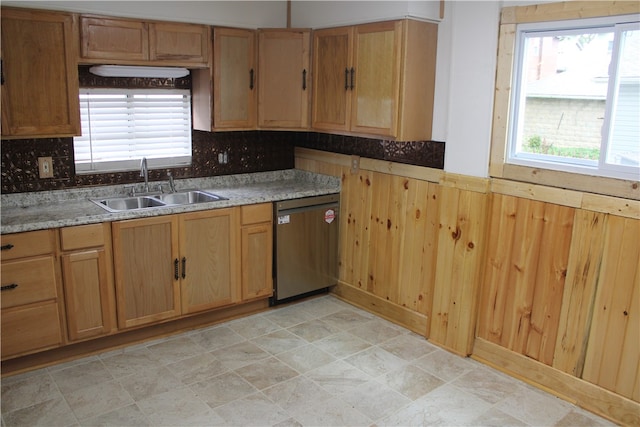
[112, 209, 241, 329]
[1, 8, 80, 138]
[80, 15, 210, 66]
[258, 29, 311, 129]
[312, 19, 438, 140]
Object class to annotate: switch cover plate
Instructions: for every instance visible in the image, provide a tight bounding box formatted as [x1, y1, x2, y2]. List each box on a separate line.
[38, 157, 54, 179]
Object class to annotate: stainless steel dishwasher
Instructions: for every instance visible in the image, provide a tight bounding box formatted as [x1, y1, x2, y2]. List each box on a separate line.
[272, 193, 340, 304]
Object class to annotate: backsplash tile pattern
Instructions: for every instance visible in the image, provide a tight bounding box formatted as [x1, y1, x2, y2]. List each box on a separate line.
[1, 132, 444, 194]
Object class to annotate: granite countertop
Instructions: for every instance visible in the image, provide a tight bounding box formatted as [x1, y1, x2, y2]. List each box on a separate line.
[0, 170, 341, 234]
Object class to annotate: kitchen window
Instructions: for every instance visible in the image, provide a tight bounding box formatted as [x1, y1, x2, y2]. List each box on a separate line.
[508, 16, 639, 181]
[73, 88, 192, 173]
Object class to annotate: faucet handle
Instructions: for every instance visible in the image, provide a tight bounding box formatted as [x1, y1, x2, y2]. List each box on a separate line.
[124, 184, 137, 197]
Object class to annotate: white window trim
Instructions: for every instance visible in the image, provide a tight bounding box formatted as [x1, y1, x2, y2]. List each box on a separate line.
[489, 1, 640, 200]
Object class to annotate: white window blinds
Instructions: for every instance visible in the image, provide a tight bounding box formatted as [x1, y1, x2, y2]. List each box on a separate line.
[74, 88, 192, 173]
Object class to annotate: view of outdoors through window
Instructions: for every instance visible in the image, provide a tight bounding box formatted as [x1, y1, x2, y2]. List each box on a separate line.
[510, 20, 639, 179]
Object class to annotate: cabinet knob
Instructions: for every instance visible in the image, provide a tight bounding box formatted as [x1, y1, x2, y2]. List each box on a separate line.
[1, 243, 14, 251]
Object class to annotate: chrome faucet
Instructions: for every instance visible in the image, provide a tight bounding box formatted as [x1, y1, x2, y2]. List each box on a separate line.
[168, 172, 176, 193]
[140, 157, 149, 193]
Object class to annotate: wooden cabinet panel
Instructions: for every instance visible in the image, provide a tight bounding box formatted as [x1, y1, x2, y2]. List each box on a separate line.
[477, 194, 575, 364]
[312, 26, 352, 132]
[80, 16, 148, 61]
[258, 29, 310, 129]
[62, 249, 113, 341]
[351, 21, 401, 136]
[1, 302, 63, 358]
[1, 8, 80, 138]
[582, 215, 640, 401]
[60, 223, 105, 251]
[214, 27, 256, 129]
[1, 256, 58, 309]
[112, 216, 180, 329]
[149, 22, 209, 64]
[1, 229, 55, 260]
[180, 209, 240, 314]
[241, 203, 273, 302]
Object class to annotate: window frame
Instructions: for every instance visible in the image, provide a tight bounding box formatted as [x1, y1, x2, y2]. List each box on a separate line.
[74, 87, 193, 174]
[489, 1, 640, 200]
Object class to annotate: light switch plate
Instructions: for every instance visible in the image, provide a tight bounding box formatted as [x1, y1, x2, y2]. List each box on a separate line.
[38, 156, 54, 179]
[350, 155, 360, 175]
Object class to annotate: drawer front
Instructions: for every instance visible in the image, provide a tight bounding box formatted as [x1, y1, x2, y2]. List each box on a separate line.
[1, 229, 55, 260]
[1, 302, 63, 359]
[241, 203, 273, 225]
[60, 223, 105, 251]
[1, 256, 58, 309]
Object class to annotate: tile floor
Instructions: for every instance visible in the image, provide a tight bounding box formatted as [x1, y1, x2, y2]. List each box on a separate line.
[1, 295, 615, 427]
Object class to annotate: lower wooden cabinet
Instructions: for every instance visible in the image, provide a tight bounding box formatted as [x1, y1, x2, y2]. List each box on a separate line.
[60, 223, 116, 341]
[1, 230, 64, 359]
[241, 203, 273, 300]
[180, 209, 241, 314]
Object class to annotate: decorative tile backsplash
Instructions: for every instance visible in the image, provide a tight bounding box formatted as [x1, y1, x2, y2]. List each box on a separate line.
[1, 131, 444, 194]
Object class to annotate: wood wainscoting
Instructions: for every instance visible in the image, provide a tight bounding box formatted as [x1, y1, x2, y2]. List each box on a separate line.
[295, 147, 639, 426]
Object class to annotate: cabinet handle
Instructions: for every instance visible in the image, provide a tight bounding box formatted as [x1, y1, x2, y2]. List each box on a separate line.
[1, 243, 14, 251]
[249, 68, 254, 90]
[181, 257, 186, 279]
[1, 283, 18, 291]
[1, 59, 4, 85]
[345, 68, 349, 91]
[174, 258, 179, 280]
[302, 69, 307, 91]
[350, 67, 355, 90]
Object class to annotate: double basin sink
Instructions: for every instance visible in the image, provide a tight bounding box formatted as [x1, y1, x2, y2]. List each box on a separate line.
[91, 190, 227, 213]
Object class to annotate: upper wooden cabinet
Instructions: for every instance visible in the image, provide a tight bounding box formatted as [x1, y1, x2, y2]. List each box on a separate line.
[80, 15, 209, 67]
[312, 19, 438, 140]
[258, 29, 311, 129]
[213, 27, 257, 129]
[1, 8, 81, 138]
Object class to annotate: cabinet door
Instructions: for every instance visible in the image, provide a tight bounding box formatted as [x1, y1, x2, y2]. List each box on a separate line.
[214, 28, 257, 129]
[1, 8, 80, 138]
[258, 29, 310, 129]
[149, 22, 209, 65]
[311, 26, 352, 132]
[351, 21, 402, 136]
[241, 223, 273, 300]
[62, 250, 113, 341]
[180, 209, 240, 314]
[80, 16, 148, 61]
[112, 216, 180, 329]
[1, 302, 63, 359]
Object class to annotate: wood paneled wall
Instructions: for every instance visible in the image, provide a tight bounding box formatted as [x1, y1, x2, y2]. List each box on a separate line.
[296, 148, 639, 425]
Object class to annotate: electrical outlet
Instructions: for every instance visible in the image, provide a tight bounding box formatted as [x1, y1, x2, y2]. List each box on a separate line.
[38, 157, 54, 179]
[350, 155, 360, 175]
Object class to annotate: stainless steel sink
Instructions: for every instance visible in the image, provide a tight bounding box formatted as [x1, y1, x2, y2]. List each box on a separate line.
[155, 190, 224, 205]
[91, 190, 227, 212]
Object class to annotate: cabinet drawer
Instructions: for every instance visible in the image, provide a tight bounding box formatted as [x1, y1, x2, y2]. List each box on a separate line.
[81, 16, 149, 61]
[60, 223, 105, 251]
[1, 230, 55, 260]
[241, 203, 273, 225]
[1, 256, 58, 309]
[1, 302, 63, 359]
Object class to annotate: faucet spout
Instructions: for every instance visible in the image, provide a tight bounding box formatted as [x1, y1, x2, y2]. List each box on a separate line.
[140, 157, 149, 193]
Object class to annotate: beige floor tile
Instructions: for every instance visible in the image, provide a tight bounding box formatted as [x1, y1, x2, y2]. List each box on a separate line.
[234, 356, 299, 390]
[50, 359, 114, 395]
[555, 409, 618, 426]
[286, 318, 342, 342]
[80, 403, 150, 427]
[214, 392, 290, 426]
[189, 325, 245, 352]
[251, 329, 308, 355]
[118, 366, 184, 401]
[64, 379, 134, 421]
[341, 380, 412, 421]
[319, 309, 375, 330]
[379, 364, 445, 400]
[305, 360, 372, 395]
[211, 341, 271, 370]
[291, 295, 344, 318]
[451, 365, 524, 404]
[469, 407, 528, 427]
[379, 333, 439, 361]
[100, 347, 163, 379]
[190, 371, 257, 408]
[2, 396, 77, 427]
[228, 314, 281, 339]
[262, 305, 316, 328]
[1, 372, 60, 413]
[165, 352, 227, 385]
[290, 396, 372, 427]
[313, 330, 371, 358]
[262, 376, 332, 413]
[276, 343, 335, 373]
[344, 346, 407, 377]
[348, 319, 406, 344]
[413, 348, 475, 381]
[146, 336, 206, 364]
[137, 387, 222, 427]
[496, 384, 573, 426]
